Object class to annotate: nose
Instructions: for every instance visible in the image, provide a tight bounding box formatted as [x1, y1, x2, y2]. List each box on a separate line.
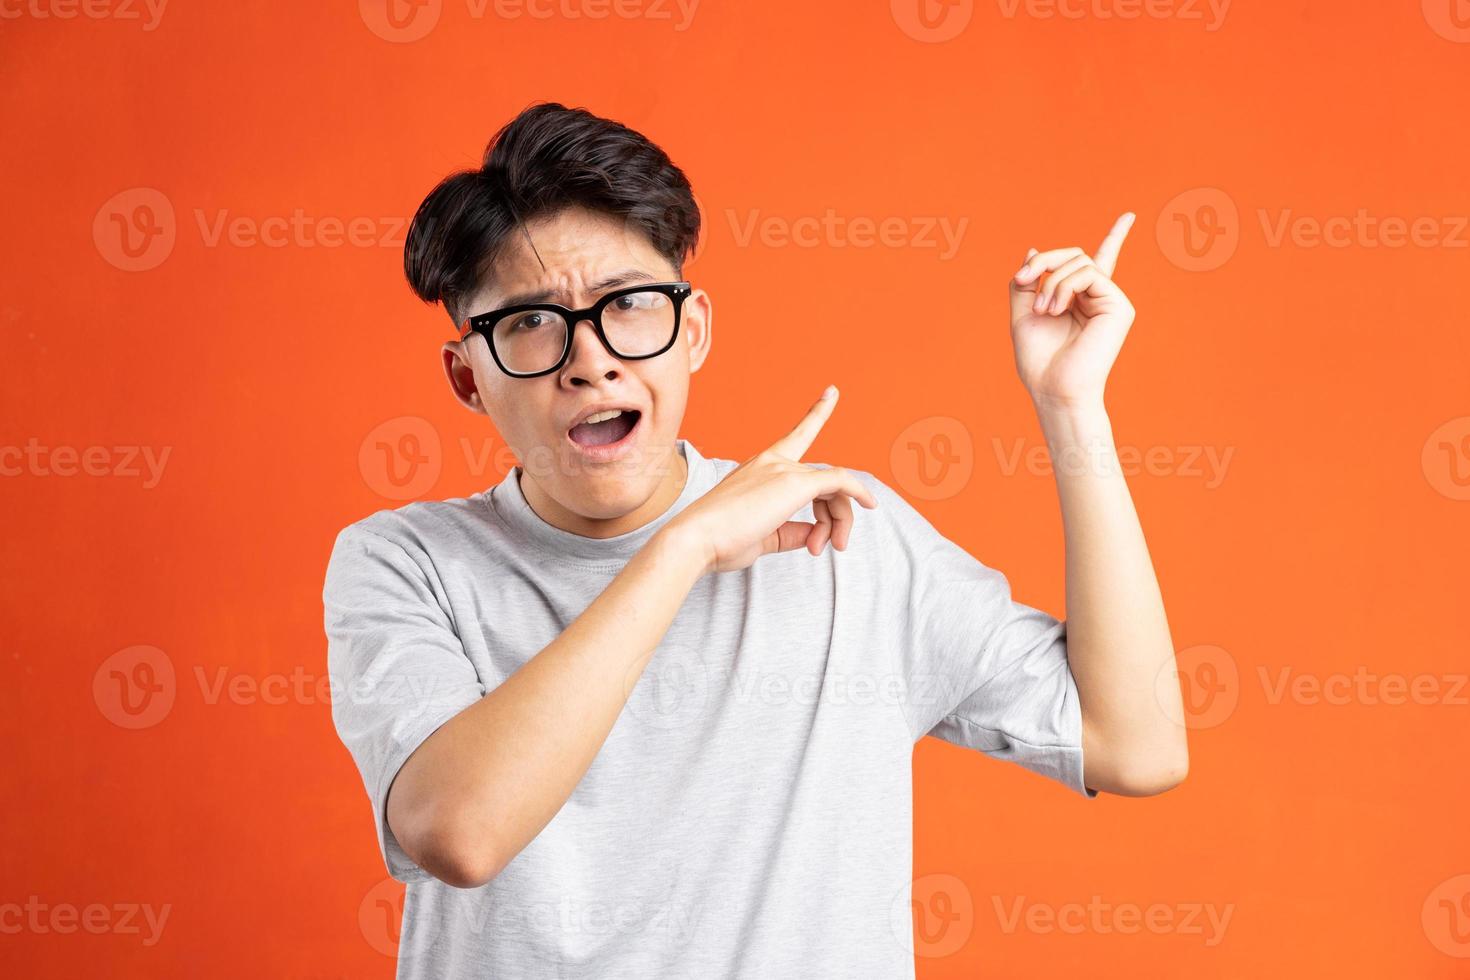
[561, 316, 621, 386]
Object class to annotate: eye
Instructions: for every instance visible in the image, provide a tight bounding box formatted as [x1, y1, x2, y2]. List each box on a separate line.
[612, 291, 664, 312]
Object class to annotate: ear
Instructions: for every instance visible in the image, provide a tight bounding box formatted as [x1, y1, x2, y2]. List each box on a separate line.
[441, 338, 489, 415]
[683, 288, 713, 374]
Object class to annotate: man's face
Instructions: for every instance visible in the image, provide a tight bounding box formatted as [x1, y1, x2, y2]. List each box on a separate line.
[442, 205, 712, 529]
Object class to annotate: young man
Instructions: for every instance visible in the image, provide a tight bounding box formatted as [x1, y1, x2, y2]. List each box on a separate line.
[325, 102, 1187, 977]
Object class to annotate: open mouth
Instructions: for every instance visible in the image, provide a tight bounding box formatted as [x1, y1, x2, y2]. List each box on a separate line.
[568, 408, 642, 449]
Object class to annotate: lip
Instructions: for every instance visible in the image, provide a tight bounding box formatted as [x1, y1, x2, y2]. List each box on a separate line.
[565, 406, 644, 464]
[567, 402, 643, 430]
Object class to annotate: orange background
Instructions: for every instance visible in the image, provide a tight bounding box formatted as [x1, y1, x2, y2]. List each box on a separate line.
[4, 1, 1469, 976]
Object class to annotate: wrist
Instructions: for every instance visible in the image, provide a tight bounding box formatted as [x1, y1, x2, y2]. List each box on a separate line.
[1034, 400, 1119, 480]
[1029, 401, 1126, 486]
[647, 519, 714, 581]
[1033, 396, 1112, 440]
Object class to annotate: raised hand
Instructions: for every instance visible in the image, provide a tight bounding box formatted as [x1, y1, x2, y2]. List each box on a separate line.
[1009, 213, 1137, 411]
[667, 386, 878, 575]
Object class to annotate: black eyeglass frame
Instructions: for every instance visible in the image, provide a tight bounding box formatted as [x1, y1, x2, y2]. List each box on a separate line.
[460, 281, 693, 378]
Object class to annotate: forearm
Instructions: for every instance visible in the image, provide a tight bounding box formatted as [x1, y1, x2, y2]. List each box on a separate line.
[387, 525, 709, 886]
[1036, 400, 1187, 795]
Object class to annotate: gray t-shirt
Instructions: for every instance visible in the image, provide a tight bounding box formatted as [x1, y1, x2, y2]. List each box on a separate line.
[324, 437, 1092, 979]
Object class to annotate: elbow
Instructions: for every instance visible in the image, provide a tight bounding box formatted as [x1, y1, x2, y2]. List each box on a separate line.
[1084, 732, 1189, 797]
[435, 858, 505, 891]
[421, 835, 506, 890]
[392, 802, 509, 890]
[1106, 747, 1189, 797]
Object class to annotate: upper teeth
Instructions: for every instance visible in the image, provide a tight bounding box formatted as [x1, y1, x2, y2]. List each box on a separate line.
[580, 409, 626, 426]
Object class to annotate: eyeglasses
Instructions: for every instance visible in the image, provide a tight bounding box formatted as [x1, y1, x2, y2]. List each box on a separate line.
[461, 281, 692, 378]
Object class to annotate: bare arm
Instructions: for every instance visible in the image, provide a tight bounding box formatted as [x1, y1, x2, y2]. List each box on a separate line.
[1040, 403, 1187, 796]
[386, 525, 706, 888]
[386, 387, 878, 888]
[1010, 214, 1189, 797]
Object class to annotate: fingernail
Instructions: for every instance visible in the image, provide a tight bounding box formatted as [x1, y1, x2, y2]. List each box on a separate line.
[822, 384, 837, 400]
[1015, 264, 1030, 279]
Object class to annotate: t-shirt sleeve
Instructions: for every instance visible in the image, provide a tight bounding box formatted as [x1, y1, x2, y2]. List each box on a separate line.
[323, 521, 489, 882]
[862, 474, 1096, 799]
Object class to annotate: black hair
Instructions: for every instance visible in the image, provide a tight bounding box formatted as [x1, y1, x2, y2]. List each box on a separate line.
[403, 102, 701, 325]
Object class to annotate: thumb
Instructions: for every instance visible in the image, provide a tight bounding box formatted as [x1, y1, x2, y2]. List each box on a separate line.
[1009, 247, 1041, 322]
[767, 521, 816, 555]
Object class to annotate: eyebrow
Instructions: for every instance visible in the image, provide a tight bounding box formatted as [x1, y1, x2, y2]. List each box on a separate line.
[495, 270, 660, 309]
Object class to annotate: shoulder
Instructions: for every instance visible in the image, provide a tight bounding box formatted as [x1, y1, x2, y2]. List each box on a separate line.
[326, 490, 500, 572]
[768, 456, 942, 555]
[803, 460, 924, 518]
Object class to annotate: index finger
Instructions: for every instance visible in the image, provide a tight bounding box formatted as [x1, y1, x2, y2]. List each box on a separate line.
[1093, 212, 1135, 277]
[770, 385, 838, 461]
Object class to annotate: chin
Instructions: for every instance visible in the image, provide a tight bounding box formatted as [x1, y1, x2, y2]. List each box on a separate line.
[561, 473, 650, 520]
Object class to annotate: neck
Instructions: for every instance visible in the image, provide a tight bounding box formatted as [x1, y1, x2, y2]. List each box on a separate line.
[518, 444, 690, 539]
